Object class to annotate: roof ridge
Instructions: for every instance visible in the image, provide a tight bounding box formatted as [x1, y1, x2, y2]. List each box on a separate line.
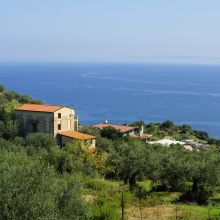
[58, 130, 96, 140]
[15, 104, 65, 113]
[20, 103, 64, 107]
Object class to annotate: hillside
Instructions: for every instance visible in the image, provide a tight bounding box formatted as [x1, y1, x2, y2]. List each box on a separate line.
[0, 85, 220, 219]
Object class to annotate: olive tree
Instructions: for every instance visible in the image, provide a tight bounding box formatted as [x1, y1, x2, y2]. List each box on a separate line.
[0, 149, 89, 219]
[108, 140, 150, 190]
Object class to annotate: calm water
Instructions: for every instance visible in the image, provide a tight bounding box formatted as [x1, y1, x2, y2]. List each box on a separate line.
[0, 62, 220, 138]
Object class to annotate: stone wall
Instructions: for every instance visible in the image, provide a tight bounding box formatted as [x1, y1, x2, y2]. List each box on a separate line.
[16, 111, 53, 135]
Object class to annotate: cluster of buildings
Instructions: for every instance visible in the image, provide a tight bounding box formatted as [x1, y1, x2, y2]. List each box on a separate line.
[92, 123, 152, 140]
[15, 103, 208, 152]
[147, 138, 209, 151]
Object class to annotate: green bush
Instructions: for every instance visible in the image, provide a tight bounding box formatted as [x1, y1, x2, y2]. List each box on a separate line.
[100, 127, 123, 140]
[84, 178, 107, 191]
[0, 150, 88, 220]
[25, 133, 57, 150]
[90, 192, 120, 220]
[42, 147, 76, 174]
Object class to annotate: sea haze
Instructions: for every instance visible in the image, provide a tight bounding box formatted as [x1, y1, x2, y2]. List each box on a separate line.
[0, 62, 220, 138]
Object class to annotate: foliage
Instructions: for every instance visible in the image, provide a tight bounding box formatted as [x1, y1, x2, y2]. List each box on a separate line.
[107, 140, 151, 190]
[138, 120, 213, 142]
[180, 149, 220, 204]
[160, 120, 175, 130]
[0, 149, 88, 220]
[0, 120, 19, 140]
[1, 85, 220, 217]
[149, 146, 220, 204]
[19, 95, 42, 104]
[0, 85, 42, 140]
[90, 192, 120, 220]
[25, 133, 57, 150]
[84, 178, 107, 191]
[42, 147, 75, 174]
[100, 127, 123, 140]
[79, 126, 114, 152]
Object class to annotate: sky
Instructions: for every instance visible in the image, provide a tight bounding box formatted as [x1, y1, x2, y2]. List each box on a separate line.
[0, 0, 220, 63]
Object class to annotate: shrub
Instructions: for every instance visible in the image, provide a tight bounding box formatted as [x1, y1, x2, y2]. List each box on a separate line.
[179, 186, 212, 205]
[90, 192, 120, 220]
[160, 120, 175, 130]
[0, 150, 88, 219]
[25, 133, 57, 150]
[0, 85, 4, 92]
[84, 178, 107, 191]
[42, 148, 75, 174]
[100, 127, 123, 140]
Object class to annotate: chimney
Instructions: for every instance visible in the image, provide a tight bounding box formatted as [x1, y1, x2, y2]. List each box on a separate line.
[139, 125, 144, 136]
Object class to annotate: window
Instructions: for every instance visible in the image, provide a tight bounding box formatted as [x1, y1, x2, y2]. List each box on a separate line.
[58, 113, 61, 119]
[58, 124, 61, 130]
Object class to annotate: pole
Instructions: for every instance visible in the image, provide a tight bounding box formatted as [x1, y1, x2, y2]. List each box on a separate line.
[121, 190, 125, 220]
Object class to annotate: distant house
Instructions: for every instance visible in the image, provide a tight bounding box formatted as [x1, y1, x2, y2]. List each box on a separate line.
[130, 125, 153, 141]
[93, 123, 138, 136]
[15, 104, 96, 151]
[131, 134, 153, 141]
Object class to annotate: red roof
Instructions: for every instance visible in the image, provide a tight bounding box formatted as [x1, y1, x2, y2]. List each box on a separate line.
[15, 104, 63, 113]
[93, 123, 137, 133]
[131, 134, 153, 140]
[58, 130, 96, 140]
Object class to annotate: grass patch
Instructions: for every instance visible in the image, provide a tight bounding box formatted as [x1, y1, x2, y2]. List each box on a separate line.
[83, 178, 220, 219]
[179, 204, 220, 219]
[137, 180, 152, 192]
[83, 177, 121, 191]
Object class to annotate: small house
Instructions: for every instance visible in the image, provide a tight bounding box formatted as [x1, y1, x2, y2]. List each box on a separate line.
[93, 123, 138, 136]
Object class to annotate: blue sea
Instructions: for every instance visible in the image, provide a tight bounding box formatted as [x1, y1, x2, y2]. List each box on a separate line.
[1, 62, 220, 138]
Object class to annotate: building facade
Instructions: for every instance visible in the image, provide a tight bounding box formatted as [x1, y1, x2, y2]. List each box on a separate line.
[15, 104, 78, 136]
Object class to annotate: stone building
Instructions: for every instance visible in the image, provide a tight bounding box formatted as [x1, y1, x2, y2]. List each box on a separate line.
[15, 104, 96, 151]
[16, 104, 78, 135]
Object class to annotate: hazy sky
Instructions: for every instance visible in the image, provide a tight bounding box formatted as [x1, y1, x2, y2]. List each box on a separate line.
[0, 0, 220, 63]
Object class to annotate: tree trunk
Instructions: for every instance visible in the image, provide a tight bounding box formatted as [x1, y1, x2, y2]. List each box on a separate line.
[192, 179, 198, 192]
[124, 176, 128, 185]
[129, 174, 136, 191]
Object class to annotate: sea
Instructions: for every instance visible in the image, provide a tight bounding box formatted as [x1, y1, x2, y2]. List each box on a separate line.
[0, 62, 220, 138]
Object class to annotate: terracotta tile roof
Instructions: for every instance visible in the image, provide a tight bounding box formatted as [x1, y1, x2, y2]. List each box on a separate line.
[93, 123, 137, 133]
[131, 134, 153, 140]
[15, 104, 64, 113]
[58, 130, 96, 140]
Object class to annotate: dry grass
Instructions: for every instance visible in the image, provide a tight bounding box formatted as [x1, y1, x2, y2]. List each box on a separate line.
[83, 194, 96, 202]
[126, 204, 220, 220]
[126, 205, 177, 220]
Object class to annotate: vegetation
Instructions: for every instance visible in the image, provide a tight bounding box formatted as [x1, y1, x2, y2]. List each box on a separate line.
[131, 120, 220, 145]
[1, 85, 220, 219]
[0, 85, 41, 139]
